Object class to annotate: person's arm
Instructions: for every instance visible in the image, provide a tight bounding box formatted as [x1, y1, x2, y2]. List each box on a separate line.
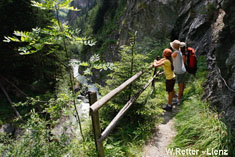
[153, 58, 165, 67]
[182, 55, 186, 63]
[172, 51, 178, 58]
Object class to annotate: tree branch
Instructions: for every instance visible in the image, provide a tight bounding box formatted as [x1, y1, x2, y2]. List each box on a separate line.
[0, 82, 22, 118]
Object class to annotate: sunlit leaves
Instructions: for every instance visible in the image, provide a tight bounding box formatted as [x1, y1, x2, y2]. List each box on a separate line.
[84, 68, 92, 75]
[31, 0, 79, 11]
[3, 0, 85, 55]
[80, 62, 89, 67]
[4, 22, 96, 55]
[89, 54, 100, 63]
[79, 54, 114, 76]
[31, 0, 49, 10]
[83, 39, 96, 46]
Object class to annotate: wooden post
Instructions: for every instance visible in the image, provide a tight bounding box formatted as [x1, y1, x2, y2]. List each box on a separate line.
[88, 91, 105, 157]
[152, 56, 160, 88]
[152, 68, 157, 88]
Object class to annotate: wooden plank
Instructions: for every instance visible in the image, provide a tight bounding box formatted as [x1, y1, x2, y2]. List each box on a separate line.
[88, 91, 105, 157]
[90, 71, 144, 112]
[98, 77, 154, 142]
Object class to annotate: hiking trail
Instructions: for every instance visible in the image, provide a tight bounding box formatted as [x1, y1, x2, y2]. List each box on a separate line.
[142, 106, 179, 157]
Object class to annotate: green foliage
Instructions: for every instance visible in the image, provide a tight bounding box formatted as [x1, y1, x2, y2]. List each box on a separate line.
[70, 1, 99, 36]
[135, 38, 170, 62]
[169, 56, 235, 156]
[4, 21, 95, 55]
[79, 0, 126, 61]
[92, 0, 111, 34]
[0, 92, 75, 156]
[97, 35, 166, 156]
[78, 54, 114, 76]
[100, 44, 149, 108]
[170, 99, 235, 156]
[98, 85, 164, 156]
[0, 0, 65, 126]
[0, 0, 119, 156]
[0, 0, 54, 100]
[31, 0, 79, 11]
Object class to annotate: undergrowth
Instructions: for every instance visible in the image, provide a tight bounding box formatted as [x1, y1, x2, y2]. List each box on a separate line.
[169, 56, 235, 156]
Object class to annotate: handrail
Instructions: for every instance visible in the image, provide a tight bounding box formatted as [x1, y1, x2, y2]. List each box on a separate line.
[98, 72, 159, 142]
[88, 67, 162, 157]
[90, 71, 143, 112]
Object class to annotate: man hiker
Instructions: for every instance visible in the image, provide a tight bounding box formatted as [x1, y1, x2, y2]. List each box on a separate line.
[170, 40, 186, 104]
[180, 42, 187, 64]
[153, 48, 176, 111]
[180, 42, 198, 75]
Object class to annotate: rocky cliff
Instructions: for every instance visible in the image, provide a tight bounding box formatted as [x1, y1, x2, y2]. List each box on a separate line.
[202, 0, 235, 129]
[172, 0, 235, 129]
[119, 0, 179, 44]
[67, 0, 96, 24]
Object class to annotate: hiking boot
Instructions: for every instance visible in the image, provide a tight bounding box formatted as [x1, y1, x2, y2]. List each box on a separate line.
[162, 104, 172, 111]
[172, 99, 179, 105]
[173, 97, 178, 102]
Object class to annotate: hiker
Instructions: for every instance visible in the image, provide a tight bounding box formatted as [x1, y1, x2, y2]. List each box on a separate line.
[180, 42, 187, 64]
[170, 40, 186, 103]
[180, 42, 198, 75]
[152, 48, 176, 111]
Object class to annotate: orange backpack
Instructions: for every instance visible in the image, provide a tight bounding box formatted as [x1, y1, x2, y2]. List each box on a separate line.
[186, 47, 197, 74]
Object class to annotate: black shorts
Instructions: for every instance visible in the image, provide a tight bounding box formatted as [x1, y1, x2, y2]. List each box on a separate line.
[166, 78, 176, 92]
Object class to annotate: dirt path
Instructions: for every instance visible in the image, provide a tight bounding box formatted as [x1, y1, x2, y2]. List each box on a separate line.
[142, 107, 178, 157]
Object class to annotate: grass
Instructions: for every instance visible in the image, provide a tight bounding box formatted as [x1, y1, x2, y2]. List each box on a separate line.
[169, 56, 235, 156]
[100, 85, 165, 157]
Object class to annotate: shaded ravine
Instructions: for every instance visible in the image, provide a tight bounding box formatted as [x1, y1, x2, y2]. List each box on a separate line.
[142, 107, 179, 157]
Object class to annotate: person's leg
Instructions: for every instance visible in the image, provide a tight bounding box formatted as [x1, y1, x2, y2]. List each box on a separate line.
[168, 91, 174, 105]
[176, 73, 186, 101]
[164, 78, 175, 111]
[172, 89, 175, 98]
[178, 83, 184, 100]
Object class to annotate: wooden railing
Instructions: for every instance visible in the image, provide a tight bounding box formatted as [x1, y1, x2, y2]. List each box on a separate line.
[88, 67, 162, 157]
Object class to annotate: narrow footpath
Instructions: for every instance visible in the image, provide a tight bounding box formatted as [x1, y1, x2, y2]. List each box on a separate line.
[142, 107, 179, 157]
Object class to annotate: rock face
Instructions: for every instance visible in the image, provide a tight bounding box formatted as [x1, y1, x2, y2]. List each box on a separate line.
[119, 0, 179, 44]
[67, 0, 96, 23]
[168, 0, 235, 129]
[203, 1, 235, 129]
[171, 0, 219, 55]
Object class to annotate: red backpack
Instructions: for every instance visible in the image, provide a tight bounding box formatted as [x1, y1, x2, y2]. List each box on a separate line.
[186, 47, 197, 74]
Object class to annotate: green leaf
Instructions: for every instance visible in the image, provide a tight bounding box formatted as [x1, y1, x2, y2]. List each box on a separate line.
[89, 54, 100, 63]
[3, 36, 11, 43]
[9, 36, 20, 42]
[93, 64, 103, 70]
[21, 36, 25, 42]
[84, 68, 92, 75]
[80, 62, 89, 67]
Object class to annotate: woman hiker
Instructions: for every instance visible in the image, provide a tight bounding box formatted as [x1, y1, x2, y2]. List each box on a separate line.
[152, 48, 176, 111]
[170, 40, 187, 104]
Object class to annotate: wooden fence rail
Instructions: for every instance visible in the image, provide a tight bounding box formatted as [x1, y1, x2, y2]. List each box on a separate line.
[88, 68, 162, 157]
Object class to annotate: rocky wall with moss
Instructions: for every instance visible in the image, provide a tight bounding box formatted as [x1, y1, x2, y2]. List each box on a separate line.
[170, 0, 235, 129]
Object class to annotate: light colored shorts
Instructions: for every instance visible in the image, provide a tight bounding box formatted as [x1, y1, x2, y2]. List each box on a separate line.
[176, 72, 186, 84]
